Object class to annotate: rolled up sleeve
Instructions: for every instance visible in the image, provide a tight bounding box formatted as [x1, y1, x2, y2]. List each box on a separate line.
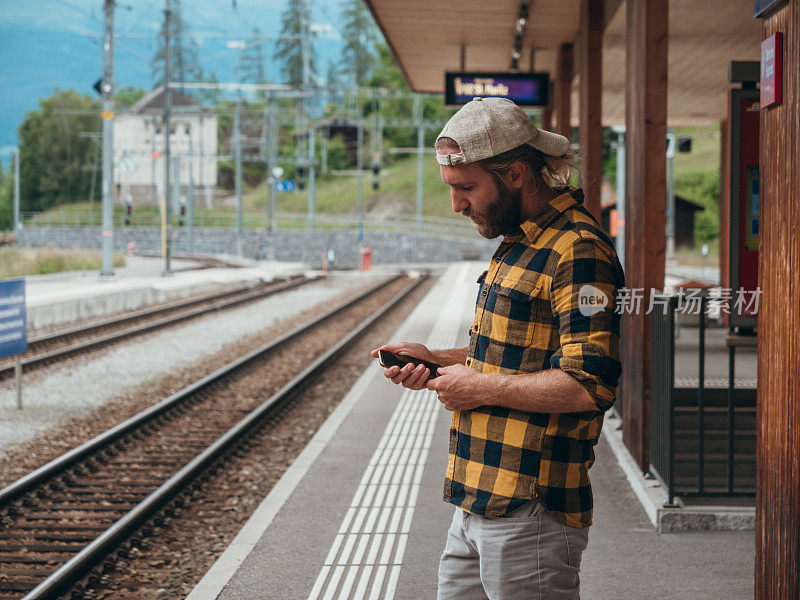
[548, 236, 623, 411]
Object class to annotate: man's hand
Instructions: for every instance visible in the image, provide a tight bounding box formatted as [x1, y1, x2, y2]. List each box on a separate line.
[371, 342, 436, 391]
[426, 364, 487, 411]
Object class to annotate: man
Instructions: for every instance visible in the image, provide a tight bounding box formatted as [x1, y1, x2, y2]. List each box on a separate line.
[372, 97, 624, 599]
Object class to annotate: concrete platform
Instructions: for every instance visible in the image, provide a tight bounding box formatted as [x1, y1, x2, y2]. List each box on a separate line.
[187, 262, 754, 600]
[20, 255, 309, 329]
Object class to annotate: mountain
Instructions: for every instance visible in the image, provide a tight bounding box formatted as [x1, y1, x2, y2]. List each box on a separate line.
[0, 1, 345, 154]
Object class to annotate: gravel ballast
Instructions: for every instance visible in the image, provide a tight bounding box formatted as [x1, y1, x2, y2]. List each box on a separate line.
[0, 275, 381, 458]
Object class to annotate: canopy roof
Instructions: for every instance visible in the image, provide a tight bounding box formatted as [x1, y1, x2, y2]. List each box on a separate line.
[364, 0, 762, 126]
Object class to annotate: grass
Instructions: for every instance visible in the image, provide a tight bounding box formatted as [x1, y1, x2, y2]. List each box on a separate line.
[242, 153, 456, 218]
[0, 247, 126, 279]
[673, 125, 721, 177]
[25, 154, 462, 227]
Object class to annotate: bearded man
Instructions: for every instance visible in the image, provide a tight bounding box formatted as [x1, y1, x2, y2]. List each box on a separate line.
[372, 96, 624, 599]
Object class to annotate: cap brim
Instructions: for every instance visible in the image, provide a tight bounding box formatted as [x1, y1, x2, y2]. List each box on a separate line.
[530, 129, 570, 157]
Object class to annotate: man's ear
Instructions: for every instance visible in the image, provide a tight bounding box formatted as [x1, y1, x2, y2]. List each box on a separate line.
[506, 160, 527, 191]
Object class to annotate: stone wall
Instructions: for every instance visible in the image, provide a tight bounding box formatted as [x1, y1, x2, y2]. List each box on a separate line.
[17, 226, 497, 267]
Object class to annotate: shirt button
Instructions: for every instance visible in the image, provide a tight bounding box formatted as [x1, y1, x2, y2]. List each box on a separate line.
[481, 289, 487, 296]
[494, 257, 501, 263]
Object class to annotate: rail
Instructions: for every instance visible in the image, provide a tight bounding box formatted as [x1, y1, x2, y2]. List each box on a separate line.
[0, 275, 317, 379]
[9, 273, 425, 600]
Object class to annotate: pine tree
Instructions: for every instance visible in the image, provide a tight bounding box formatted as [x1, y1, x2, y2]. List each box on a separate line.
[240, 26, 268, 84]
[151, 0, 203, 86]
[340, 0, 380, 86]
[273, 0, 316, 87]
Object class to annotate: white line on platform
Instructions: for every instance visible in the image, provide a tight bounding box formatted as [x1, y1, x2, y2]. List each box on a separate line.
[307, 263, 470, 600]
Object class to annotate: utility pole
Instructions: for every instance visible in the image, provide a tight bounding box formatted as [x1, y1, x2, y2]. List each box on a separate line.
[187, 129, 195, 253]
[200, 111, 211, 208]
[12, 148, 20, 241]
[150, 117, 157, 210]
[302, 19, 314, 229]
[100, 0, 115, 278]
[320, 128, 328, 174]
[266, 100, 277, 260]
[308, 127, 315, 228]
[163, 0, 173, 273]
[234, 98, 243, 255]
[666, 127, 676, 264]
[356, 110, 364, 242]
[172, 154, 180, 214]
[415, 95, 425, 235]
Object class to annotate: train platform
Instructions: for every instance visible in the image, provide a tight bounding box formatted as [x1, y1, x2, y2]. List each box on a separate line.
[20, 254, 309, 329]
[186, 262, 755, 600]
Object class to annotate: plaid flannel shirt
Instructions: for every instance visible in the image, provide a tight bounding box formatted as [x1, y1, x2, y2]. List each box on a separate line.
[443, 187, 624, 529]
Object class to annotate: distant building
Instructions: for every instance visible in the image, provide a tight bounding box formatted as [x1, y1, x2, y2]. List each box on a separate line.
[113, 86, 217, 207]
[600, 179, 705, 249]
[295, 118, 362, 168]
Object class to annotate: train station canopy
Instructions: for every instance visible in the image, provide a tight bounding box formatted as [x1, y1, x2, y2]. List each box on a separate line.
[364, 0, 762, 126]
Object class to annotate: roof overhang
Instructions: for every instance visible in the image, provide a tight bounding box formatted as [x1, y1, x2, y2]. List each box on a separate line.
[364, 0, 762, 126]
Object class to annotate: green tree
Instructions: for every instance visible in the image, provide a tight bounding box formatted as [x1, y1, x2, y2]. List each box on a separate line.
[17, 90, 99, 212]
[115, 86, 147, 109]
[366, 42, 407, 90]
[273, 0, 316, 87]
[0, 161, 12, 230]
[151, 0, 203, 85]
[340, 0, 379, 86]
[240, 27, 268, 84]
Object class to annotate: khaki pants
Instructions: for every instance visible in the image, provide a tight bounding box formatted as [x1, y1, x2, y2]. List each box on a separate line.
[437, 499, 590, 600]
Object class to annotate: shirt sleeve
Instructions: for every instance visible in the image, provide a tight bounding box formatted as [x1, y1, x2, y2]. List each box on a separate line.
[548, 236, 623, 411]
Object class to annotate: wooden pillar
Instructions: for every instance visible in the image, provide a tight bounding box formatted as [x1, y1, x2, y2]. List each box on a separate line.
[542, 82, 554, 131]
[541, 105, 553, 131]
[579, 0, 604, 220]
[757, 2, 800, 597]
[556, 44, 574, 140]
[621, 0, 668, 470]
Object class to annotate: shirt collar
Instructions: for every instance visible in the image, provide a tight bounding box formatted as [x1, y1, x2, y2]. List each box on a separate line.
[503, 187, 583, 244]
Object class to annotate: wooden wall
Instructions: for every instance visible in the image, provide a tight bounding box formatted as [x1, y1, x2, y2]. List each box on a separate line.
[757, 1, 800, 597]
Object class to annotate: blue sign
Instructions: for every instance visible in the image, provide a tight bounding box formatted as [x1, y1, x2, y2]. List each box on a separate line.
[445, 72, 550, 107]
[274, 180, 296, 193]
[0, 279, 26, 358]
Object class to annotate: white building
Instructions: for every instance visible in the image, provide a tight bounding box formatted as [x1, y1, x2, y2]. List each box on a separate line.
[113, 87, 217, 207]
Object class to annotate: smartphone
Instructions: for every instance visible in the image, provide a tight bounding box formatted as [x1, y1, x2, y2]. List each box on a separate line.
[377, 350, 441, 380]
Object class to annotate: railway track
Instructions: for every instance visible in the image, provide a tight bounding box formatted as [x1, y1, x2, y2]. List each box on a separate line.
[0, 275, 317, 381]
[0, 272, 427, 600]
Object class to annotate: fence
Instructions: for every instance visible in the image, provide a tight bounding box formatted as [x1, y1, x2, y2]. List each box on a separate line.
[649, 294, 757, 504]
[19, 210, 479, 242]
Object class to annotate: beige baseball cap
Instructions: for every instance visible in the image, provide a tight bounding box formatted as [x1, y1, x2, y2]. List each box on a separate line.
[435, 96, 569, 166]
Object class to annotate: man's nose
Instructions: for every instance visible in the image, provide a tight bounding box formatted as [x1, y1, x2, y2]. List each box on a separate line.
[451, 191, 469, 214]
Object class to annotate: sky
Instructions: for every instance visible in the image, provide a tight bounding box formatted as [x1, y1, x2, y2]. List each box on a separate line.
[0, 0, 349, 155]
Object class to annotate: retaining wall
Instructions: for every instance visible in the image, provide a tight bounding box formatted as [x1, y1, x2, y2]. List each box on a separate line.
[17, 226, 497, 267]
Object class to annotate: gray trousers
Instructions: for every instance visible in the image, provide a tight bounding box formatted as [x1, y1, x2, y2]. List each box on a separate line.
[437, 499, 590, 600]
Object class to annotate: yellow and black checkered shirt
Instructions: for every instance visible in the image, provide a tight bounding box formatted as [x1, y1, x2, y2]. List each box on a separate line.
[443, 187, 624, 528]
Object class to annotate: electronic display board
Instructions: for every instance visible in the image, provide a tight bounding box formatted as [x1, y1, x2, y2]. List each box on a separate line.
[444, 72, 549, 107]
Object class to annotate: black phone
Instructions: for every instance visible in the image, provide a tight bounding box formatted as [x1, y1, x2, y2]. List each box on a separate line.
[377, 350, 441, 380]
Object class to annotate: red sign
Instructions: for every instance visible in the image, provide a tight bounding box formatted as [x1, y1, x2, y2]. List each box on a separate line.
[761, 33, 782, 108]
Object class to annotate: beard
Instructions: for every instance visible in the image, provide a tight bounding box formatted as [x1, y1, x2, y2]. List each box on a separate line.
[465, 179, 522, 239]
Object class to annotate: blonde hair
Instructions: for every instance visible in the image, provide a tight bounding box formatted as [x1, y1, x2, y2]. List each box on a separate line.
[435, 137, 575, 193]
